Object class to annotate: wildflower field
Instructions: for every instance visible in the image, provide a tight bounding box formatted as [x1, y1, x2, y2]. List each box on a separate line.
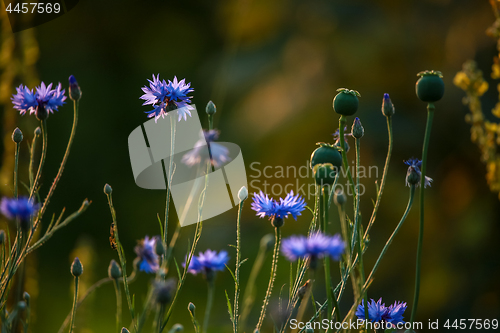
[0, 1, 499, 332]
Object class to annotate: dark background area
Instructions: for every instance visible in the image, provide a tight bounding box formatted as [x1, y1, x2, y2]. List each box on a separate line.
[0, 0, 499, 332]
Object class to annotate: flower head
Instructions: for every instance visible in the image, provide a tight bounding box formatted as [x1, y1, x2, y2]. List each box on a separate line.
[281, 232, 345, 262]
[356, 298, 407, 327]
[12, 82, 66, 119]
[134, 236, 159, 273]
[0, 197, 38, 222]
[333, 127, 352, 152]
[251, 190, 306, 222]
[404, 158, 433, 188]
[140, 75, 194, 122]
[184, 249, 229, 276]
[181, 130, 230, 168]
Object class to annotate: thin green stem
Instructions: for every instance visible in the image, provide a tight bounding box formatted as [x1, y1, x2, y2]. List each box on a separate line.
[68, 276, 79, 333]
[113, 279, 122, 332]
[29, 129, 40, 190]
[164, 114, 176, 249]
[338, 116, 356, 200]
[364, 185, 415, 288]
[322, 188, 333, 332]
[208, 114, 214, 131]
[233, 199, 245, 333]
[38, 100, 79, 217]
[14, 142, 20, 198]
[364, 116, 393, 241]
[256, 227, 281, 331]
[410, 103, 434, 323]
[29, 119, 47, 200]
[202, 281, 215, 333]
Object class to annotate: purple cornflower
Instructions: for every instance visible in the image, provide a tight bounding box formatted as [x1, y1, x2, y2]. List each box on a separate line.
[251, 191, 306, 224]
[356, 298, 407, 327]
[333, 127, 352, 152]
[184, 249, 229, 276]
[140, 75, 194, 122]
[404, 158, 433, 188]
[181, 130, 230, 168]
[134, 236, 159, 273]
[0, 197, 38, 222]
[281, 232, 345, 262]
[11, 82, 66, 118]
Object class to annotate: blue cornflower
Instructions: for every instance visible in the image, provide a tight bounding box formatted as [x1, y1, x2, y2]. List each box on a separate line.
[140, 75, 194, 122]
[404, 158, 433, 188]
[356, 298, 387, 323]
[281, 232, 345, 262]
[356, 298, 407, 327]
[333, 127, 352, 152]
[134, 236, 159, 273]
[184, 249, 229, 276]
[181, 130, 230, 168]
[0, 197, 38, 222]
[11, 82, 66, 119]
[251, 190, 306, 224]
[384, 301, 407, 326]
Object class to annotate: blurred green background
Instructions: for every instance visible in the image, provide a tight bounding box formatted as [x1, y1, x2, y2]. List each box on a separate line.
[0, 0, 499, 332]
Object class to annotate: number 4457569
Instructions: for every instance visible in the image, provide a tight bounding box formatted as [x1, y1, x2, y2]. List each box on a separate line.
[444, 319, 498, 330]
[5, 2, 61, 14]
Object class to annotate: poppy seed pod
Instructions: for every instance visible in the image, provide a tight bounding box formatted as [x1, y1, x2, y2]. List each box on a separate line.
[313, 163, 337, 187]
[310, 144, 342, 171]
[416, 70, 444, 103]
[333, 88, 360, 116]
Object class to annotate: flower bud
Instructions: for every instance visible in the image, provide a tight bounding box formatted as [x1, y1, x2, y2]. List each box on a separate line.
[155, 238, 165, 256]
[121, 328, 130, 333]
[168, 324, 184, 333]
[333, 88, 360, 116]
[206, 101, 216, 115]
[155, 279, 176, 304]
[12, 127, 23, 143]
[188, 302, 196, 316]
[71, 257, 83, 277]
[260, 233, 274, 252]
[69, 75, 82, 101]
[104, 183, 113, 195]
[351, 117, 364, 139]
[17, 301, 27, 311]
[23, 292, 30, 304]
[416, 70, 444, 103]
[0, 230, 5, 245]
[382, 93, 395, 117]
[34, 127, 41, 137]
[108, 259, 122, 280]
[333, 189, 346, 206]
[238, 186, 248, 202]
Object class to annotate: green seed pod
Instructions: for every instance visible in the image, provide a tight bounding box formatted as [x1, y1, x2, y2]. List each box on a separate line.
[12, 127, 23, 143]
[333, 189, 346, 206]
[310, 144, 342, 170]
[71, 257, 83, 277]
[108, 259, 122, 280]
[416, 70, 444, 103]
[351, 117, 364, 139]
[313, 163, 337, 187]
[0, 230, 5, 245]
[206, 101, 216, 115]
[188, 302, 196, 316]
[104, 183, 113, 195]
[333, 88, 360, 116]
